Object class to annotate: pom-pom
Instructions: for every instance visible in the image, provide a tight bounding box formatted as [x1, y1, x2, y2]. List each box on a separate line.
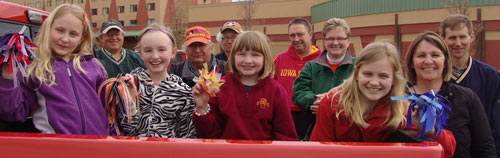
[193, 63, 225, 97]
[391, 89, 451, 138]
[0, 26, 37, 86]
[97, 73, 141, 135]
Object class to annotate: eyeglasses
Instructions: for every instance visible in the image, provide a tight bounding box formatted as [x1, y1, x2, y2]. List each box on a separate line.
[324, 37, 348, 42]
[222, 36, 236, 42]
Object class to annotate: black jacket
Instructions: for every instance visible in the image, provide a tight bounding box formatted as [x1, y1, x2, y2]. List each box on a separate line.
[168, 56, 226, 87]
[434, 82, 496, 158]
[215, 51, 228, 61]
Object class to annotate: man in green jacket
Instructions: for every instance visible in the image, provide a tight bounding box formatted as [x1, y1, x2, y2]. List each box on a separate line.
[292, 18, 355, 140]
[95, 19, 146, 78]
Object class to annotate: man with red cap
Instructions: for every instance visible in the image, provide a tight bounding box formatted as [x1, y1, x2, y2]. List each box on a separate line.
[168, 26, 226, 87]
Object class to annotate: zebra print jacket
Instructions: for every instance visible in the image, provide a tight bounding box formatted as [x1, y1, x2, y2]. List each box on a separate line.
[119, 68, 196, 138]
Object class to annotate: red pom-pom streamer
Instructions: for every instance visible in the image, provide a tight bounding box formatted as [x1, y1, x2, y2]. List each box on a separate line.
[0, 26, 37, 86]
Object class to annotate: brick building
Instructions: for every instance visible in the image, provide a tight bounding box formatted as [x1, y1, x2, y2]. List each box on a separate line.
[5, 0, 500, 69]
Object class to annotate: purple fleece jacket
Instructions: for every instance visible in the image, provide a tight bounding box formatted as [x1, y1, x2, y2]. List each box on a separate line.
[0, 54, 109, 135]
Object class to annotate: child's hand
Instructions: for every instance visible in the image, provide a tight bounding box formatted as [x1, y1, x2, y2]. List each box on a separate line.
[1, 64, 13, 79]
[411, 105, 436, 136]
[192, 83, 210, 112]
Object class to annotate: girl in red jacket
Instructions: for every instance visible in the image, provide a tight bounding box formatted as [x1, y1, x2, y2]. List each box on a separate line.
[309, 42, 455, 157]
[192, 31, 298, 140]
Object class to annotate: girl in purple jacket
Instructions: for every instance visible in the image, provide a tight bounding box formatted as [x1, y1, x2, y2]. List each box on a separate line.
[0, 4, 108, 135]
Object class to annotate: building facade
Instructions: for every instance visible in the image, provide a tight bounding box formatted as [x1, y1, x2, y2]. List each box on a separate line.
[5, 0, 500, 69]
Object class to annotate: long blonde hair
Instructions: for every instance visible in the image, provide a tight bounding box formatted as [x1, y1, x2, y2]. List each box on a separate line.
[227, 31, 274, 79]
[27, 4, 93, 86]
[330, 42, 407, 130]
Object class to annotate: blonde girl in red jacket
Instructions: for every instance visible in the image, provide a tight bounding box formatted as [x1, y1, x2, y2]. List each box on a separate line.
[310, 42, 455, 157]
[192, 31, 298, 140]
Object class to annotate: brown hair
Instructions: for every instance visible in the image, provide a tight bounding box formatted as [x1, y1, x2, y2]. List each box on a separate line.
[439, 14, 473, 37]
[227, 31, 274, 79]
[405, 31, 452, 83]
[288, 17, 312, 33]
[137, 23, 176, 49]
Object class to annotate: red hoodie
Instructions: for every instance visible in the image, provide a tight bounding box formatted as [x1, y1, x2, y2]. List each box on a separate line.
[192, 73, 298, 141]
[273, 44, 321, 111]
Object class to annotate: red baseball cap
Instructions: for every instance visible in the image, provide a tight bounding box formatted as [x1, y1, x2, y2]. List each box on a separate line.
[185, 26, 211, 46]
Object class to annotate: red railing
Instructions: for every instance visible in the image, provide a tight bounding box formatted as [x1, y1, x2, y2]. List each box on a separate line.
[0, 132, 443, 158]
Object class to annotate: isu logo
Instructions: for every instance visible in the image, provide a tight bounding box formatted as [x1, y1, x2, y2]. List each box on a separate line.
[256, 98, 270, 109]
[279, 69, 300, 77]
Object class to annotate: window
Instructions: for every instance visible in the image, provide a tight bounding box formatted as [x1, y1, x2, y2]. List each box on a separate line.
[68, 0, 73, 4]
[0, 22, 32, 39]
[130, 5, 137, 12]
[47, 1, 52, 7]
[117, 6, 124, 13]
[79, 0, 84, 3]
[119, 21, 124, 26]
[91, 9, 98, 15]
[147, 3, 155, 11]
[56, 0, 61, 6]
[130, 20, 137, 25]
[36, 2, 41, 8]
[91, 0, 96, 2]
[102, 8, 109, 14]
[92, 23, 97, 28]
[147, 19, 154, 25]
[27, 3, 32, 7]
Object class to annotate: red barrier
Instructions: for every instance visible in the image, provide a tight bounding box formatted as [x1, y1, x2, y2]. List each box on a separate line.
[0, 132, 443, 158]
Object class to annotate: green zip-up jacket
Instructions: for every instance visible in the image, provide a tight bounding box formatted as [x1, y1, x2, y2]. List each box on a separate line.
[94, 48, 146, 78]
[292, 50, 355, 111]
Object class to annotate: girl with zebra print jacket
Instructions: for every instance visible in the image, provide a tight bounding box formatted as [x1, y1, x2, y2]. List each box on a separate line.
[100, 23, 196, 138]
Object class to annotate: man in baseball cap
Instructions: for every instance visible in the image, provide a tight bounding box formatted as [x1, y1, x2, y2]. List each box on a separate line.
[185, 26, 212, 46]
[100, 19, 124, 34]
[215, 21, 243, 61]
[168, 26, 227, 87]
[95, 19, 145, 78]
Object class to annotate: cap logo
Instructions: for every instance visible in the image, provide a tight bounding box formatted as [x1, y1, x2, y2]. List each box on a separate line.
[188, 29, 206, 38]
[190, 29, 205, 34]
[225, 22, 235, 27]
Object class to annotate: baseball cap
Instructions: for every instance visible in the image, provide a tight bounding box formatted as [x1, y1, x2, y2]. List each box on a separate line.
[101, 19, 124, 34]
[220, 21, 243, 33]
[185, 26, 211, 46]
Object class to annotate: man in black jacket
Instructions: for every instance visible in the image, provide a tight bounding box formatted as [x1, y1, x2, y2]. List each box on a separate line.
[168, 26, 226, 87]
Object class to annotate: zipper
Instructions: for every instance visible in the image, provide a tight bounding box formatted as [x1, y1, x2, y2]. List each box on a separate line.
[67, 63, 86, 134]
